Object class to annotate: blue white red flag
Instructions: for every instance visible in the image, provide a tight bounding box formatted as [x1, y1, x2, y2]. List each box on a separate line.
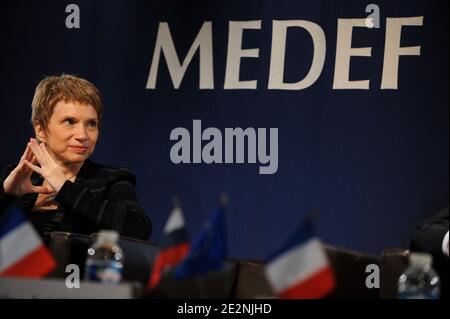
[0, 206, 56, 278]
[148, 206, 190, 288]
[264, 218, 335, 298]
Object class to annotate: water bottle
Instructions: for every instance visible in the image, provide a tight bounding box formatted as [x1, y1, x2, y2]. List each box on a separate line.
[397, 252, 441, 299]
[84, 230, 124, 284]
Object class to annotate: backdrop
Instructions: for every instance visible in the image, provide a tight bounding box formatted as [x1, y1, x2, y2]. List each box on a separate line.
[0, 0, 448, 259]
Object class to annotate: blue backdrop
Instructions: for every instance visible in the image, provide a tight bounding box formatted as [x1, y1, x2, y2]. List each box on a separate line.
[0, 0, 448, 259]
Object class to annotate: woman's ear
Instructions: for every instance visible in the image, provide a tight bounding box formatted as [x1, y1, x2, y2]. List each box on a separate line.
[34, 122, 47, 143]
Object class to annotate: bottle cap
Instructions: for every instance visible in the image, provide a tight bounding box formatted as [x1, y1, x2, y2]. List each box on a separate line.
[98, 230, 119, 244]
[409, 252, 433, 267]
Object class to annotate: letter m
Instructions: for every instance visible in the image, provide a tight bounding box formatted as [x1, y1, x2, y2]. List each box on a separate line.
[146, 22, 214, 89]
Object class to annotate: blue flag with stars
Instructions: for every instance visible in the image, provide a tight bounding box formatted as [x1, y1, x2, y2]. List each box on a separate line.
[174, 206, 227, 278]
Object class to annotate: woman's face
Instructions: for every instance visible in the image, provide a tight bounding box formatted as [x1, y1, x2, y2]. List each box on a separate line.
[36, 100, 99, 166]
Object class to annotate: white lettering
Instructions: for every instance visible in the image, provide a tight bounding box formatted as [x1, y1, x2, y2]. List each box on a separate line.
[381, 17, 423, 89]
[170, 120, 278, 175]
[333, 19, 372, 89]
[269, 20, 326, 90]
[365, 264, 380, 289]
[65, 264, 80, 289]
[65, 4, 80, 29]
[224, 21, 261, 89]
[147, 22, 214, 89]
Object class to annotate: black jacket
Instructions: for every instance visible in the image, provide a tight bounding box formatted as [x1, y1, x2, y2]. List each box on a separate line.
[0, 159, 152, 242]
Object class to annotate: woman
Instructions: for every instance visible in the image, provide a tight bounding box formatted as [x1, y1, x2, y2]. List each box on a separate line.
[0, 75, 152, 243]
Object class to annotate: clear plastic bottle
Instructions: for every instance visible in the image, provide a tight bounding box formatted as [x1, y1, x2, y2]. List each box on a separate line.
[397, 252, 441, 299]
[84, 230, 124, 284]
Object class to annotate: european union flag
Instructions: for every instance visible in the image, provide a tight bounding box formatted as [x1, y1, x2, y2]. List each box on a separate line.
[174, 206, 227, 278]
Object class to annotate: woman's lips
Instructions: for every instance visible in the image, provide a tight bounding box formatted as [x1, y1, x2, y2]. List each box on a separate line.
[70, 146, 88, 153]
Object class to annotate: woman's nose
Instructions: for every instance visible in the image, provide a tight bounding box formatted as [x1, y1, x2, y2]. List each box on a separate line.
[74, 124, 88, 140]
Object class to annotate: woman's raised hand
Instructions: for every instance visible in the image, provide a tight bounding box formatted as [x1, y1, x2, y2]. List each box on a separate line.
[23, 138, 68, 193]
[2, 139, 54, 196]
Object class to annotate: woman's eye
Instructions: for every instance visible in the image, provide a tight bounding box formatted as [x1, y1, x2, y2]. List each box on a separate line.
[87, 121, 98, 128]
[64, 119, 75, 125]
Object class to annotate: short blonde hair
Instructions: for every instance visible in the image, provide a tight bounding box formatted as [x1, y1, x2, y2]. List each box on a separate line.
[31, 74, 103, 130]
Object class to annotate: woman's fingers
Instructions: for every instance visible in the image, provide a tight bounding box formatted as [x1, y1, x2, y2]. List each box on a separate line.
[30, 139, 55, 167]
[26, 155, 39, 175]
[23, 160, 43, 175]
[26, 142, 36, 162]
[30, 140, 52, 168]
[19, 142, 32, 163]
[39, 142, 54, 163]
[31, 185, 55, 195]
[22, 157, 34, 175]
[29, 139, 45, 162]
[14, 160, 30, 175]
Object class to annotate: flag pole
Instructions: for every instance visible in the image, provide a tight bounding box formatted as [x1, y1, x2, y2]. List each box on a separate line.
[219, 192, 229, 209]
[172, 195, 181, 209]
[305, 208, 319, 223]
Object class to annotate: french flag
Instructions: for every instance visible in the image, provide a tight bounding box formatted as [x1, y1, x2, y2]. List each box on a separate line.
[264, 218, 335, 299]
[148, 206, 190, 289]
[0, 206, 56, 278]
